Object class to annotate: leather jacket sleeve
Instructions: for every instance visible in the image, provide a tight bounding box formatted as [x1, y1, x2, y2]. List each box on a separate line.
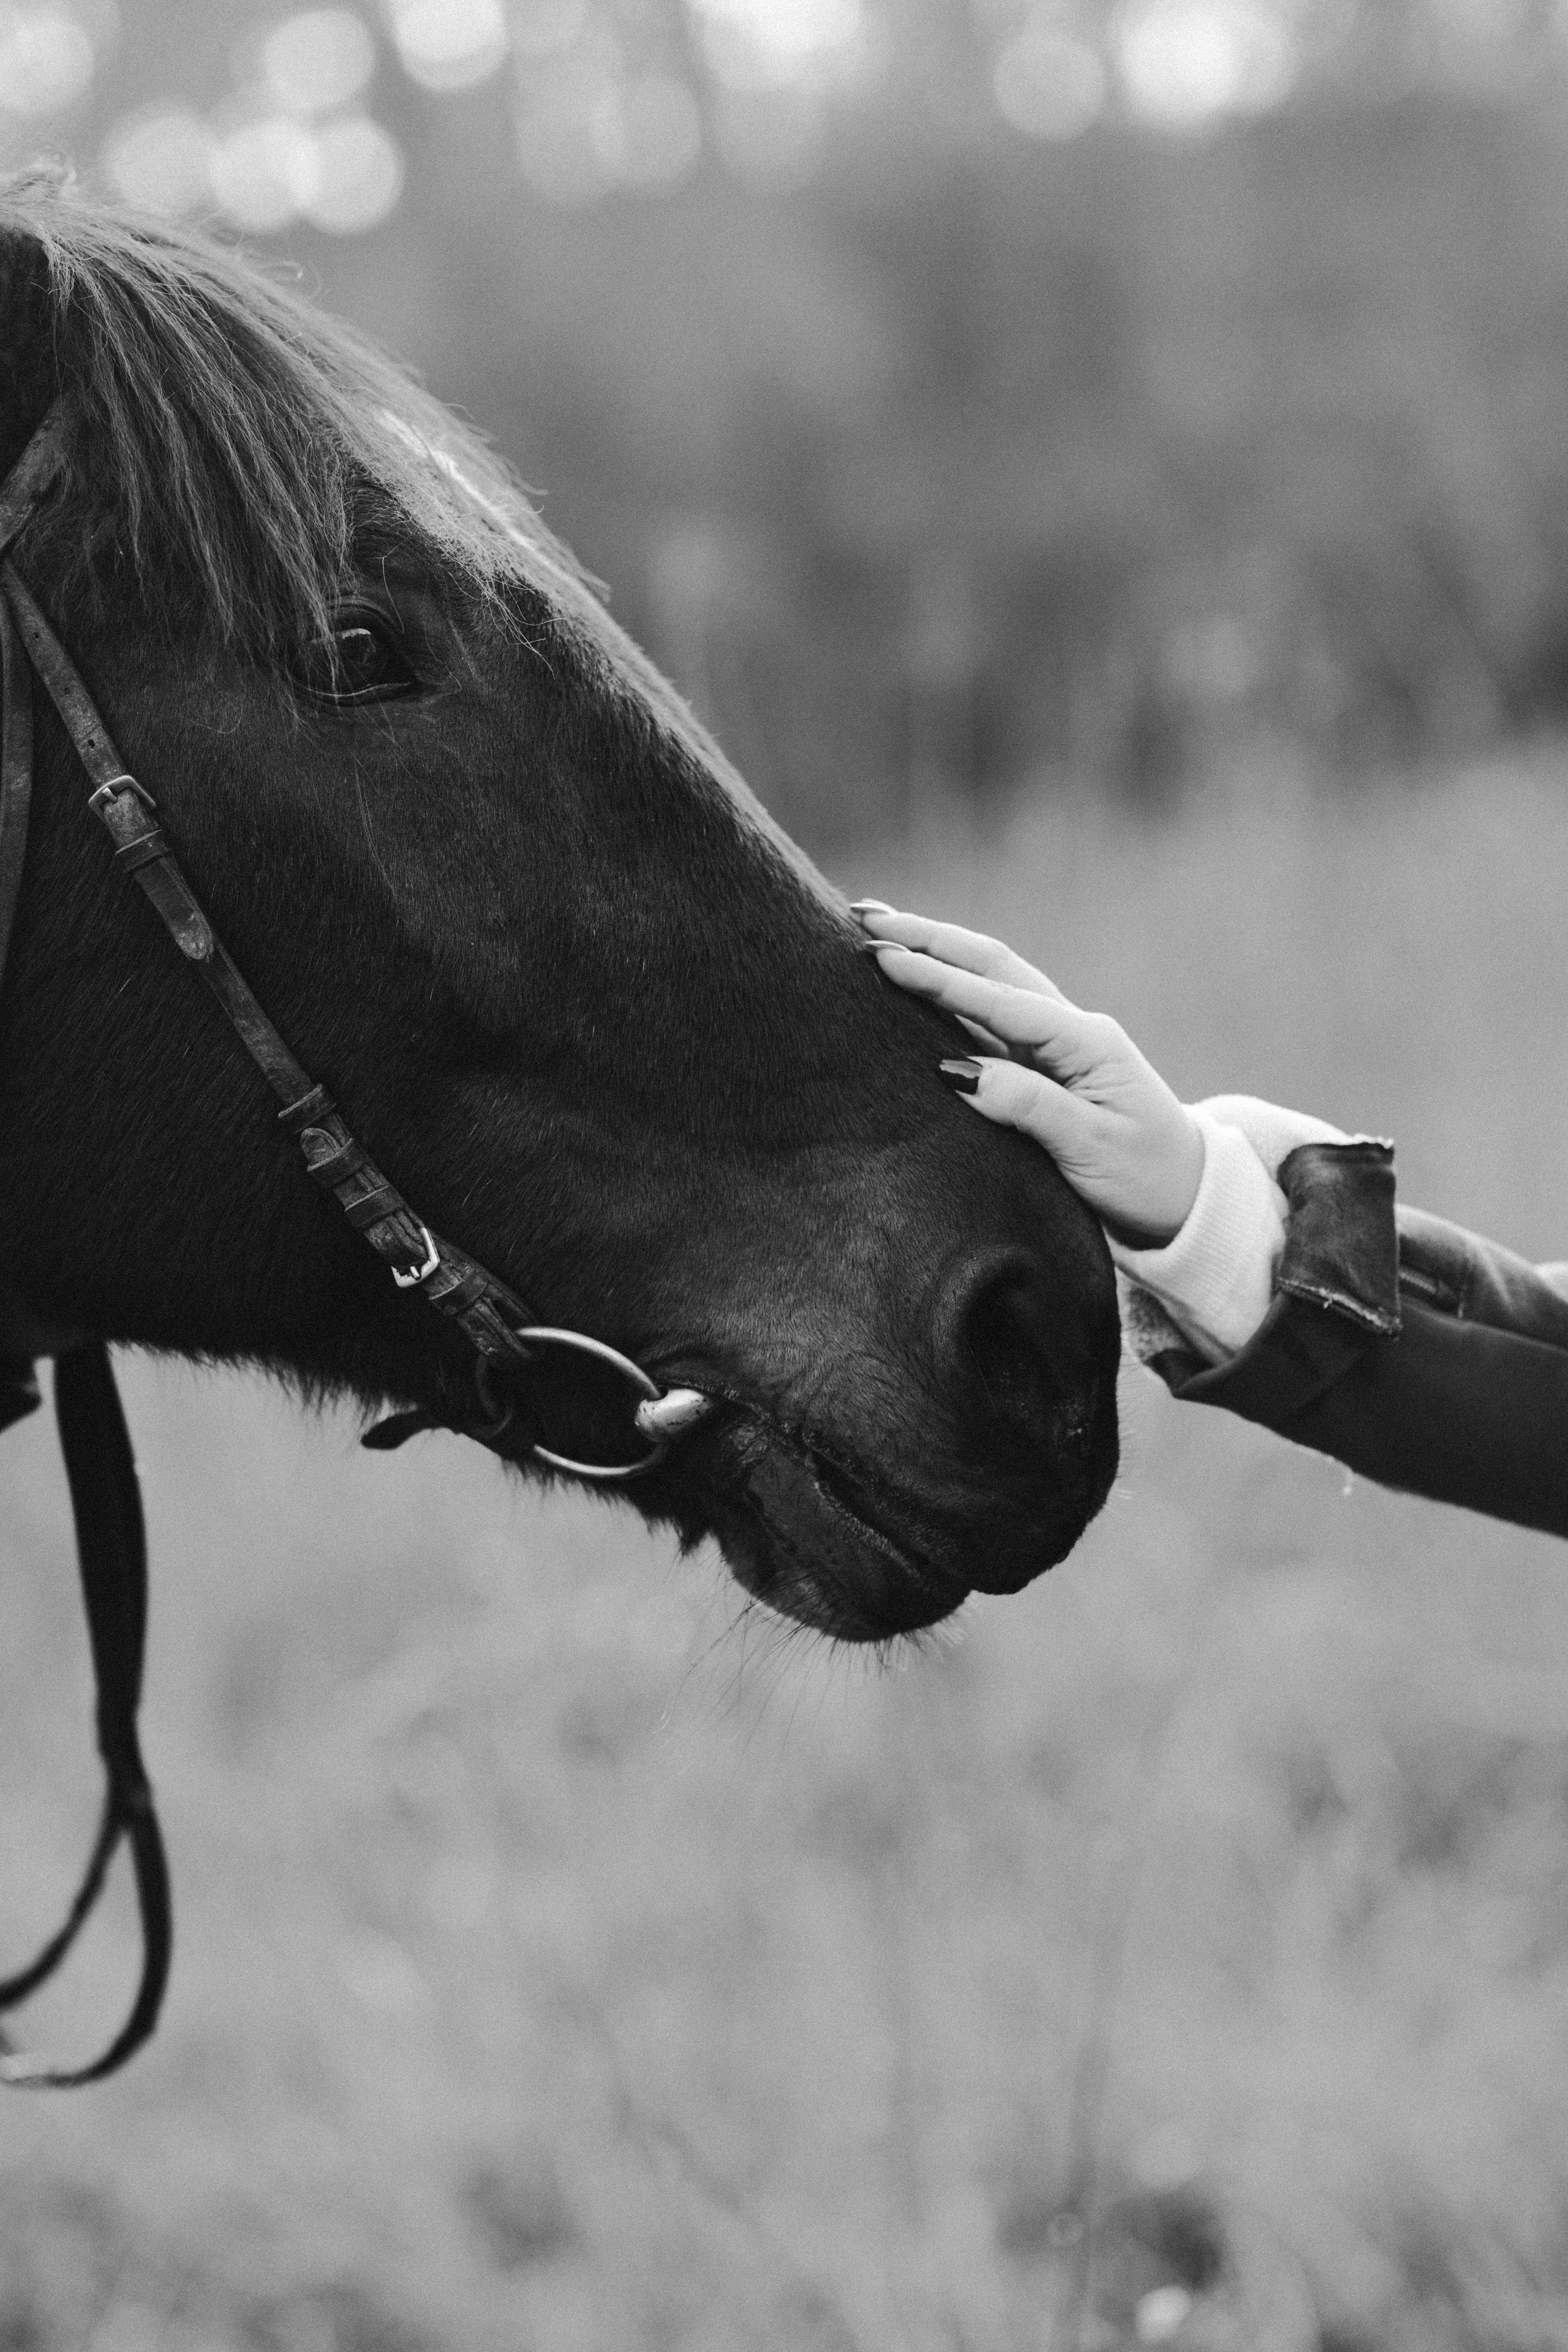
[1141, 1141, 1568, 1538]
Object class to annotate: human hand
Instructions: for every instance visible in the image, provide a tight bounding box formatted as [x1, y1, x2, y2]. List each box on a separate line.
[851, 902, 1204, 1247]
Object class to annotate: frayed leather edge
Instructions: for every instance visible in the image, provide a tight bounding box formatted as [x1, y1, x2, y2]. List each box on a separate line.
[1276, 1139, 1401, 1339]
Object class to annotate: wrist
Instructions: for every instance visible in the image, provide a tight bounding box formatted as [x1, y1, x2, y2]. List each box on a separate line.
[1109, 1109, 1288, 1363]
[1162, 1104, 1205, 1239]
[1104, 1105, 1206, 1250]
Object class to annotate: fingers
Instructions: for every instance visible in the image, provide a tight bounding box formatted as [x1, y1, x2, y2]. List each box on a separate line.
[869, 943, 1110, 1076]
[850, 903, 1065, 1000]
[955, 1013, 1014, 1057]
[946, 1054, 1088, 1158]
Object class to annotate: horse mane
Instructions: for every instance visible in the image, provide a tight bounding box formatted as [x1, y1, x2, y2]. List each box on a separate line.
[0, 166, 815, 875]
[0, 166, 590, 662]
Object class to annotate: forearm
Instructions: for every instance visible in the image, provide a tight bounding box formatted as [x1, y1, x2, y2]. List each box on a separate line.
[1128, 1131, 1568, 1540]
[1173, 1289, 1568, 1536]
[847, 901, 1568, 1535]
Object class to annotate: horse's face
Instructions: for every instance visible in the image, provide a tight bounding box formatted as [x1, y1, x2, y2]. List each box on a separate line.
[60, 559, 1116, 1636]
[0, 200, 1119, 1643]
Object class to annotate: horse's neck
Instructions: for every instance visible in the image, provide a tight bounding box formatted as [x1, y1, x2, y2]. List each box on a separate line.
[0, 1295, 88, 1357]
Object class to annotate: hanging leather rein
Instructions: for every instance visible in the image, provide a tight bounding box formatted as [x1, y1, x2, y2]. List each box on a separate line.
[0, 401, 712, 2084]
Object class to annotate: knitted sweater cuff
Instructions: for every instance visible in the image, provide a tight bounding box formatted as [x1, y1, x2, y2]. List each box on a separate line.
[1109, 1108, 1288, 1363]
[1111, 1094, 1357, 1365]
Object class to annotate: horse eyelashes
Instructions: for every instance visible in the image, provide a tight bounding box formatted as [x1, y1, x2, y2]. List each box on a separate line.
[296, 614, 420, 705]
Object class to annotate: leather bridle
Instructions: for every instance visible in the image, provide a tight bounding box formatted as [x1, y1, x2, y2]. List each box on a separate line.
[0, 400, 714, 2082]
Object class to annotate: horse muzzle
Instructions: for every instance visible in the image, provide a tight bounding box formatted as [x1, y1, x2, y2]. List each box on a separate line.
[677, 1374, 1118, 1642]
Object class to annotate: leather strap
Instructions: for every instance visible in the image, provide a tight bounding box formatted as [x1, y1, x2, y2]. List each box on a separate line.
[0, 408, 65, 568]
[0, 560, 548, 1369]
[0, 407, 581, 1400]
[0, 396, 699, 2089]
[0, 404, 63, 1001]
[0, 593, 32, 988]
[0, 403, 700, 1480]
[0, 1343, 171, 2086]
[0, 415, 176, 2086]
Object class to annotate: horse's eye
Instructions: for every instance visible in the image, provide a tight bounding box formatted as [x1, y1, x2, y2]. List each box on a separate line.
[301, 613, 419, 705]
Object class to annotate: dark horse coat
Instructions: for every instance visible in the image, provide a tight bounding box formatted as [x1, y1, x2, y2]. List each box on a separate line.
[0, 173, 1124, 1650]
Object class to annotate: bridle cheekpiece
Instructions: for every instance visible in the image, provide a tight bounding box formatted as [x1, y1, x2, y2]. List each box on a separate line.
[0, 398, 714, 2083]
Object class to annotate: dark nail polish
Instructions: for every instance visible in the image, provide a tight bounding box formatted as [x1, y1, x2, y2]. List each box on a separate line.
[939, 1057, 982, 1095]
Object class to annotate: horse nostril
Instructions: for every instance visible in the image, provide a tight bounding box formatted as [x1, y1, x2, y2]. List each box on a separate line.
[944, 1251, 1080, 1454]
[966, 1283, 1055, 1443]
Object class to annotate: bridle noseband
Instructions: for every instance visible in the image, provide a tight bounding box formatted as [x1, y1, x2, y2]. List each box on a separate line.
[0, 400, 715, 2083]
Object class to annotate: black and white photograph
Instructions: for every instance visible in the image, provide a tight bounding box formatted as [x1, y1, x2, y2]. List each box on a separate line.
[0, 0, 1566, 2343]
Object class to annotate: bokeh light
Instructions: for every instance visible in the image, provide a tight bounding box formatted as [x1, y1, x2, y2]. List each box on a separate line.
[100, 24, 401, 237]
[0, 4, 96, 117]
[303, 111, 404, 229]
[208, 109, 322, 231]
[1113, 0, 1298, 124]
[385, 0, 508, 90]
[590, 72, 702, 191]
[261, 9, 378, 114]
[516, 80, 614, 204]
[101, 103, 215, 211]
[1136, 2284, 1195, 2344]
[689, 0, 866, 91]
[992, 22, 1107, 139]
[513, 14, 698, 206]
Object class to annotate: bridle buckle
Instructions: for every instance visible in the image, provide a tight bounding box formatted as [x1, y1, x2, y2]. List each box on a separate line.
[86, 773, 156, 814]
[390, 1223, 441, 1288]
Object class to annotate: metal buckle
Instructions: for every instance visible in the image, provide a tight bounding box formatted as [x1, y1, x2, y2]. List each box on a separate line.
[86, 774, 157, 813]
[390, 1223, 441, 1289]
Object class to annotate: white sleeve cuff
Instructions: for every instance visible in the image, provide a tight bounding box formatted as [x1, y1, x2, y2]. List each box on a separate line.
[1108, 1108, 1287, 1363]
[1192, 1092, 1351, 1173]
[1109, 1096, 1352, 1366]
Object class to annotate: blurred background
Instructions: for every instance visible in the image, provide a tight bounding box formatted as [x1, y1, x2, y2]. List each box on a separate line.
[6, 2, 1568, 2347]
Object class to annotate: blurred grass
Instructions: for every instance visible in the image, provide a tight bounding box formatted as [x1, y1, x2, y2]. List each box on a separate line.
[5, 758, 1568, 2348]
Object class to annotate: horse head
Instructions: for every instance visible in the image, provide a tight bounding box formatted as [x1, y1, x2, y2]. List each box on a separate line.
[0, 177, 1119, 1645]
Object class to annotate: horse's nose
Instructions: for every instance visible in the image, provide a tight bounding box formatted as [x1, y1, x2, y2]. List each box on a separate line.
[927, 1245, 1113, 1592]
[931, 1245, 1085, 1447]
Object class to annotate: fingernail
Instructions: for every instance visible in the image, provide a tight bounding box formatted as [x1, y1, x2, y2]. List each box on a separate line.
[848, 899, 896, 924]
[938, 1057, 983, 1095]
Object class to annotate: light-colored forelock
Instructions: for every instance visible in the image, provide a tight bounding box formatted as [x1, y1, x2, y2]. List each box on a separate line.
[1, 176, 824, 890]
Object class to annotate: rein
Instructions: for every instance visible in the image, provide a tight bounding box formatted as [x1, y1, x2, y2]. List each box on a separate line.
[0, 401, 713, 2084]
